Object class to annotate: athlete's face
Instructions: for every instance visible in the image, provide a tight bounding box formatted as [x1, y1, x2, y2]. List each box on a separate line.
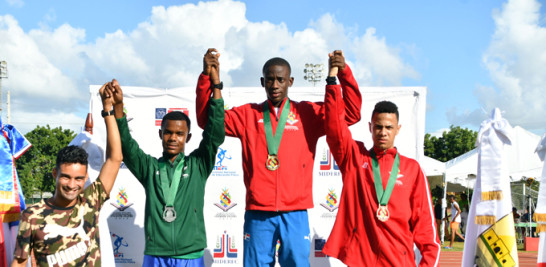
[52, 163, 88, 207]
[159, 119, 192, 162]
[261, 65, 293, 107]
[369, 112, 401, 151]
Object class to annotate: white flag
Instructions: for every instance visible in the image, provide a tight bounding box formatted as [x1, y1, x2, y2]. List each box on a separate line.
[461, 108, 518, 267]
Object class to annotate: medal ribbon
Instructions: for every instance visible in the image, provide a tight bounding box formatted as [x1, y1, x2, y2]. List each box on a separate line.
[370, 150, 400, 206]
[158, 155, 185, 207]
[263, 99, 291, 156]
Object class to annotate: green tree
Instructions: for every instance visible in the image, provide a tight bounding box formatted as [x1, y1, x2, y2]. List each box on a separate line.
[424, 125, 477, 162]
[16, 125, 76, 200]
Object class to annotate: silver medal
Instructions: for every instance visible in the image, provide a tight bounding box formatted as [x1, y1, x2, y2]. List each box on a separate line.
[163, 206, 177, 222]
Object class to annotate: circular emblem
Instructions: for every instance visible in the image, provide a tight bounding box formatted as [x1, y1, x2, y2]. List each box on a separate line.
[163, 206, 177, 223]
[376, 205, 390, 222]
[266, 154, 279, 171]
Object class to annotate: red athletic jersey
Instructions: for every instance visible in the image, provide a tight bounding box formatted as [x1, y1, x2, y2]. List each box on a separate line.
[322, 84, 440, 266]
[195, 65, 362, 211]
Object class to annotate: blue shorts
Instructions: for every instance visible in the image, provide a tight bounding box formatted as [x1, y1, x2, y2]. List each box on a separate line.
[243, 210, 311, 266]
[142, 255, 204, 267]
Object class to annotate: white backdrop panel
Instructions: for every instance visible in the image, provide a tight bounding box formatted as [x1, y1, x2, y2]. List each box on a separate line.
[87, 84, 426, 266]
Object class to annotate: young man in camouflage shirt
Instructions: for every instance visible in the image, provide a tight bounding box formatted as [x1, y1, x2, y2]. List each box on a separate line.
[11, 81, 123, 267]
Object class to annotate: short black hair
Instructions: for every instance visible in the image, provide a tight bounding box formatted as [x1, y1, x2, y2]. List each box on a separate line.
[161, 111, 191, 133]
[262, 57, 291, 76]
[372, 101, 399, 121]
[56, 145, 88, 171]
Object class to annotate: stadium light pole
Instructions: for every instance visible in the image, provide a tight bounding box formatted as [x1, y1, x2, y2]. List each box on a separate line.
[0, 61, 8, 120]
[303, 63, 324, 87]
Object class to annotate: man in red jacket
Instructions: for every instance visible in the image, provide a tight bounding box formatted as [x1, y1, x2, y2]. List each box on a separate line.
[322, 64, 440, 266]
[196, 49, 361, 266]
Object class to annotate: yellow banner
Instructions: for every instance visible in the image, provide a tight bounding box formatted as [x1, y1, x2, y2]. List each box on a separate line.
[475, 214, 518, 266]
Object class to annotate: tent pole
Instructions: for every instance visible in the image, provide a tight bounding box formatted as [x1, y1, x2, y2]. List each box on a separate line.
[441, 172, 447, 244]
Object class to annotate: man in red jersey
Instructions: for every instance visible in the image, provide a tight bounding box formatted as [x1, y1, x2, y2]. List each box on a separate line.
[322, 64, 440, 266]
[196, 48, 361, 266]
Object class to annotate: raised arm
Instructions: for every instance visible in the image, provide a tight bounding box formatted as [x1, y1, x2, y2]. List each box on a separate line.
[97, 80, 123, 194]
[196, 48, 221, 129]
[324, 56, 356, 176]
[110, 80, 155, 184]
[330, 50, 362, 125]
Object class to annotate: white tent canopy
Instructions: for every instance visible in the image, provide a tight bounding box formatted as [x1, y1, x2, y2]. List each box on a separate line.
[421, 156, 445, 176]
[445, 126, 544, 189]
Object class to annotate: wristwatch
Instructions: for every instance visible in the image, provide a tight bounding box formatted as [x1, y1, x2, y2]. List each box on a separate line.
[101, 110, 115, 117]
[326, 76, 337, 85]
[213, 82, 223, 90]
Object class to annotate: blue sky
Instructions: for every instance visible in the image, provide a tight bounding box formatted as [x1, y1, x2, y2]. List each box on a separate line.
[0, 0, 545, 136]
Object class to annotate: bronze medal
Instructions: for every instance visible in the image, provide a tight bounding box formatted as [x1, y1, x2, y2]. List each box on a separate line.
[376, 205, 390, 222]
[266, 154, 279, 171]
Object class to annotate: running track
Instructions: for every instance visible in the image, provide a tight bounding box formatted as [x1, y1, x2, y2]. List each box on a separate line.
[440, 251, 538, 266]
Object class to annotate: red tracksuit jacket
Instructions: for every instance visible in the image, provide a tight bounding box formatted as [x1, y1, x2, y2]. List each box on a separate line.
[195, 65, 362, 211]
[322, 83, 441, 266]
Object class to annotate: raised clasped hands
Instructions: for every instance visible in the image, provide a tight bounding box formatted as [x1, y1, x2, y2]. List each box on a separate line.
[328, 50, 346, 77]
[203, 48, 221, 85]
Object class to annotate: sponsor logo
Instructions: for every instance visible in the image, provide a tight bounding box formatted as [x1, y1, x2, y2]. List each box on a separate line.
[320, 188, 339, 212]
[319, 149, 339, 171]
[318, 149, 341, 177]
[362, 162, 368, 169]
[214, 147, 232, 171]
[155, 107, 189, 126]
[46, 241, 88, 266]
[111, 187, 133, 211]
[111, 232, 136, 264]
[110, 187, 135, 219]
[212, 147, 238, 177]
[314, 239, 327, 257]
[214, 188, 237, 212]
[213, 231, 239, 264]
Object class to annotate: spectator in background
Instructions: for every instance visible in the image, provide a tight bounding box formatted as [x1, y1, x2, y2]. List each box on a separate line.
[459, 193, 469, 233]
[445, 195, 465, 249]
[513, 207, 520, 222]
[434, 198, 444, 241]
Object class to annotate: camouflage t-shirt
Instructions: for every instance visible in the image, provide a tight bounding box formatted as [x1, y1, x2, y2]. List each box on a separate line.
[13, 178, 109, 267]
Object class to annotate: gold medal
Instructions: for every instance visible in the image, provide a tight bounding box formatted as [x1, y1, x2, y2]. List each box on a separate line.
[376, 205, 390, 222]
[266, 154, 279, 171]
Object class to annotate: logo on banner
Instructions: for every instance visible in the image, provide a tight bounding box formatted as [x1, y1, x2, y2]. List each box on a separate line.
[111, 232, 136, 264]
[212, 147, 238, 177]
[155, 108, 189, 126]
[110, 187, 135, 219]
[111, 187, 133, 211]
[214, 188, 237, 219]
[314, 239, 327, 257]
[318, 148, 341, 176]
[214, 188, 237, 212]
[320, 188, 339, 212]
[213, 231, 239, 264]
